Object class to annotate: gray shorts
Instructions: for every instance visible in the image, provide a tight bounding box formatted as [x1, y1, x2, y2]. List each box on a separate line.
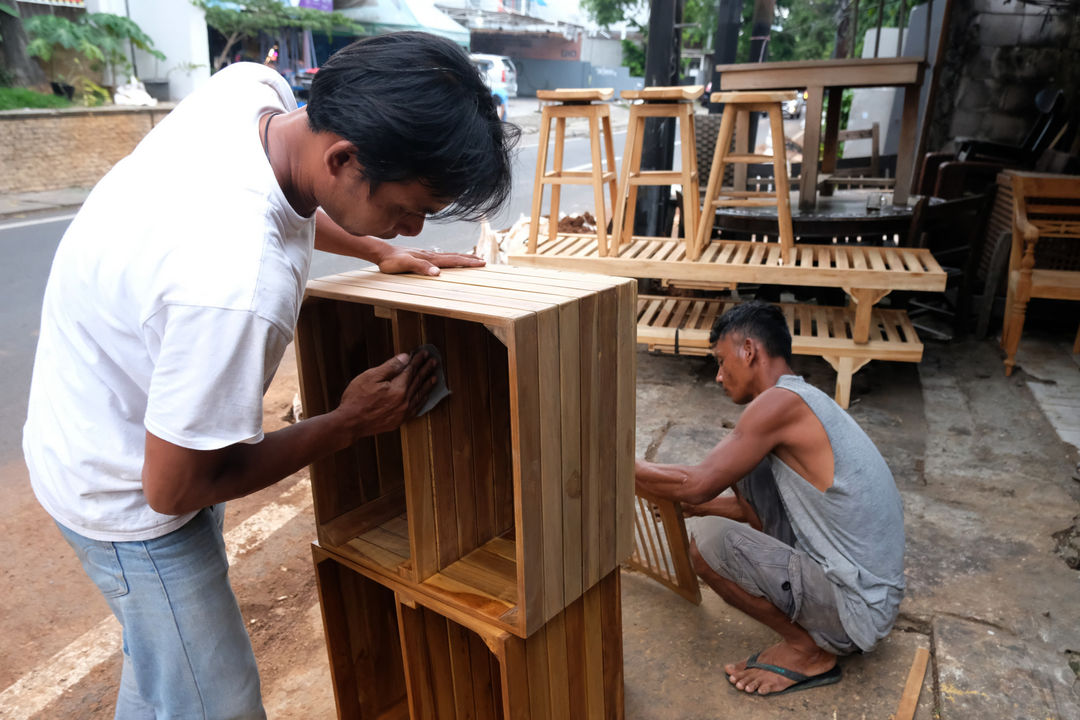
[689, 461, 858, 656]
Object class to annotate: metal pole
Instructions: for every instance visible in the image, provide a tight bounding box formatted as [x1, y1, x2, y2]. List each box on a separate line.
[707, 0, 744, 115]
[635, 0, 683, 237]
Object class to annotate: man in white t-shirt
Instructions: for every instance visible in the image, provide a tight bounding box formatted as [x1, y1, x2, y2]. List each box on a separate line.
[23, 32, 517, 718]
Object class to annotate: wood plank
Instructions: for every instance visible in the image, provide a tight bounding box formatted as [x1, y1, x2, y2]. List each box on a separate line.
[579, 287, 602, 596]
[446, 619, 477, 720]
[525, 620, 553, 719]
[559, 299, 584, 606]
[396, 601, 436, 720]
[487, 335, 515, 538]
[545, 611, 572, 719]
[595, 285, 620, 580]
[468, 631, 499, 720]
[422, 316, 461, 572]
[445, 319, 479, 560]
[468, 323, 498, 548]
[600, 570, 625, 720]
[537, 305, 565, 619]
[582, 582, 605, 719]
[422, 610, 457, 719]
[509, 313, 545, 636]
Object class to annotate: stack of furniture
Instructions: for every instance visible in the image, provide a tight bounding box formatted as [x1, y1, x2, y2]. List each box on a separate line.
[508, 87, 946, 407]
[296, 266, 638, 719]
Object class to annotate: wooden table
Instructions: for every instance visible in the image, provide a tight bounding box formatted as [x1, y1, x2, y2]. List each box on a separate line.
[715, 58, 926, 210]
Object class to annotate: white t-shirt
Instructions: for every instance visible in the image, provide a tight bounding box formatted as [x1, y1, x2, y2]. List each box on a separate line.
[23, 63, 315, 542]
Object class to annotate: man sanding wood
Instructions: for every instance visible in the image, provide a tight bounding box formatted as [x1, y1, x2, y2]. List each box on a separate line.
[23, 32, 516, 718]
[636, 302, 905, 697]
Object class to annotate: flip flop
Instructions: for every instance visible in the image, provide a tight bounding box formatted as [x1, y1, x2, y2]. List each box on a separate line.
[732, 651, 842, 696]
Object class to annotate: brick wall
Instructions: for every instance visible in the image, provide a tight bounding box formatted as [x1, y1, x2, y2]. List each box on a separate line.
[0, 105, 175, 193]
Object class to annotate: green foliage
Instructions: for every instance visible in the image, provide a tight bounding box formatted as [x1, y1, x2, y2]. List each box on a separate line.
[25, 12, 165, 83]
[0, 85, 72, 110]
[580, 0, 646, 29]
[621, 37, 646, 76]
[586, 0, 915, 72]
[193, 0, 361, 70]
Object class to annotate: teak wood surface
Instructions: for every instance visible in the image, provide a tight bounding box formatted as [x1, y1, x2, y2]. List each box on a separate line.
[314, 544, 625, 720]
[1000, 170, 1080, 375]
[714, 58, 926, 209]
[507, 232, 946, 345]
[296, 267, 636, 638]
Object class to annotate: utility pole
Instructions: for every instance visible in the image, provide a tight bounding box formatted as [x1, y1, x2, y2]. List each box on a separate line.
[635, 0, 683, 237]
[707, 0, 744, 115]
[744, 0, 774, 151]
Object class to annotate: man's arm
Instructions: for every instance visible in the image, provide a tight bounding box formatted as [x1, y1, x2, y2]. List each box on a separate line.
[142, 351, 436, 516]
[634, 388, 799, 505]
[314, 209, 484, 275]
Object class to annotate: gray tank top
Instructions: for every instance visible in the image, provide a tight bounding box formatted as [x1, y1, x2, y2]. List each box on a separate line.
[769, 375, 905, 651]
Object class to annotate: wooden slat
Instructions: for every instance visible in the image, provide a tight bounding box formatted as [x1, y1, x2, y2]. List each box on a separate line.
[510, 313, 544, 636]
[537, 305, 565, 620]
[559, 298, 584, 606]
[614, 280, 638, 566]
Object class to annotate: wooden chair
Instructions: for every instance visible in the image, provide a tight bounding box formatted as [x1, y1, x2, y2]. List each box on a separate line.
[696, 90, 796, 264]
[1001, 171, 1080, 375]
[628, 489, 701, 605]
[612, 85, 703, 252]
[528, 88, 619, 256]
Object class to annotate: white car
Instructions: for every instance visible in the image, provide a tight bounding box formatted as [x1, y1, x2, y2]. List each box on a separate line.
[469, 53, 518, 100]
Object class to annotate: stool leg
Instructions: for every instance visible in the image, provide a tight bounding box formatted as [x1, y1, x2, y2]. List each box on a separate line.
[694, 107, 736, 261]
[528, 109, 552, 252]
[602, 112, 618, 238]
[612, 110, 640, 252]
[768, 105, 794, 265]
[678, 104, 699, 248]
[588, 109, 610, 256]
[733, 109, 750, 194]
[621, 114, 648, 249]
[550, 116, 567, 244]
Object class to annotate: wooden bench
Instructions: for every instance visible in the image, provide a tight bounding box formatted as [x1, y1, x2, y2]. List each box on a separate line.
[507, 233, 947, 344]
[636, 295, 924, 408]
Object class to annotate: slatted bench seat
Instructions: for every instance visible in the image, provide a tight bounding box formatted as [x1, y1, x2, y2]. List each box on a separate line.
[635, 295, 924, 407]
[507, 232, 947, 344]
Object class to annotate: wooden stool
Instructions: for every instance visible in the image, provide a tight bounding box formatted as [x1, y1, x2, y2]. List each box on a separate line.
[695, 90, 797, 263]
[528, 88, 619, 255]
[612, 85, 703, 252]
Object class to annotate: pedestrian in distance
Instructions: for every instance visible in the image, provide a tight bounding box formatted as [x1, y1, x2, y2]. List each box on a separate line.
[635, 301, 905, 697]
[23, 31, 518, 719]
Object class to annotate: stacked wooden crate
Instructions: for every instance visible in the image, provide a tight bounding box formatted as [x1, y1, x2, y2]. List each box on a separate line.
[296, 266, 637, 719]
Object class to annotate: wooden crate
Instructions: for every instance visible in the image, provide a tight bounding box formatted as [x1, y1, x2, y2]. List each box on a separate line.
[313, 544, 625, 720]
[296, 266, 637, 637]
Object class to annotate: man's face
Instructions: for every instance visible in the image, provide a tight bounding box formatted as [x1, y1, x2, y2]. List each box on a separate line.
[323, 161, 449, 239]
[712, 333, 754, 405]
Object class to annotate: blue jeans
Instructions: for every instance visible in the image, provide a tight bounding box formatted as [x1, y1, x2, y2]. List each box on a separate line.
[57, 505, 265, 719]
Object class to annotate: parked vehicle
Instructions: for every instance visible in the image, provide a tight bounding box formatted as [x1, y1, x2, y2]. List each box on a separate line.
[469, 53, 518, 99]
[783, 92, 807, 119]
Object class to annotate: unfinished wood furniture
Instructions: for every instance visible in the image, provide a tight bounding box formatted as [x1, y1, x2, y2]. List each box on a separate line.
[313, 544, 625, 720]
[528, 88, 618, 257]
[1001, 171, 1080, 375]
[819, 124, 895, 194]
[507, 234, 946, 346]
[636, 295, 924, 408]
[612, 85, 703, 254]
[295, 266, 637, 638]
[696, 91, 796, 264]
[628, 489, 701, 605]
[714, 58, 926, 209]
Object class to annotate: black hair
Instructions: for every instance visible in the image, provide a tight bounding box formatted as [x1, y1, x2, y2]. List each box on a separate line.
[709, 301, 792, 362]
[306, 32, 520, 222]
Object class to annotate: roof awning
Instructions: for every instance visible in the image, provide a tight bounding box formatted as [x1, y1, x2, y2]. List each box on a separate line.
[336, 0, 470, 47]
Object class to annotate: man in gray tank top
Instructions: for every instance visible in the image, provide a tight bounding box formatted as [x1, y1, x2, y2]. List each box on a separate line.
[635, 302, 905, 697]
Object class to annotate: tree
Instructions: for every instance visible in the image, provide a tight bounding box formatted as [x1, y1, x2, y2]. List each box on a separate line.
[192, 0, 361, 71]
[0, 1, 47, 88]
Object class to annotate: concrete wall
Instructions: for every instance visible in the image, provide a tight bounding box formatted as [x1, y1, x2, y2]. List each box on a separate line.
[0, 105, 173, 193]
[928, 0, 1079, 152]
[515, 58, 642, 97]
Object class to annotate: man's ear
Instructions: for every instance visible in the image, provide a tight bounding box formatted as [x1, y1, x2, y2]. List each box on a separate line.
[323, 138, 358, 178]
[742, 336, 756, 364]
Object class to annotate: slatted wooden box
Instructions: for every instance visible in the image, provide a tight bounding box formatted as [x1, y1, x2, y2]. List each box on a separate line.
[313, 544, 625, 720]
[296, 266, 637, 637]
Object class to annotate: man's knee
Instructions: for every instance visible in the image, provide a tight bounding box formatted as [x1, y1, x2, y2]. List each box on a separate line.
[689, 539, 712, 578]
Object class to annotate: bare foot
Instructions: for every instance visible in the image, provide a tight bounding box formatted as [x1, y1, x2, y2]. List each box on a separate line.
[724, 640, 836, 695]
